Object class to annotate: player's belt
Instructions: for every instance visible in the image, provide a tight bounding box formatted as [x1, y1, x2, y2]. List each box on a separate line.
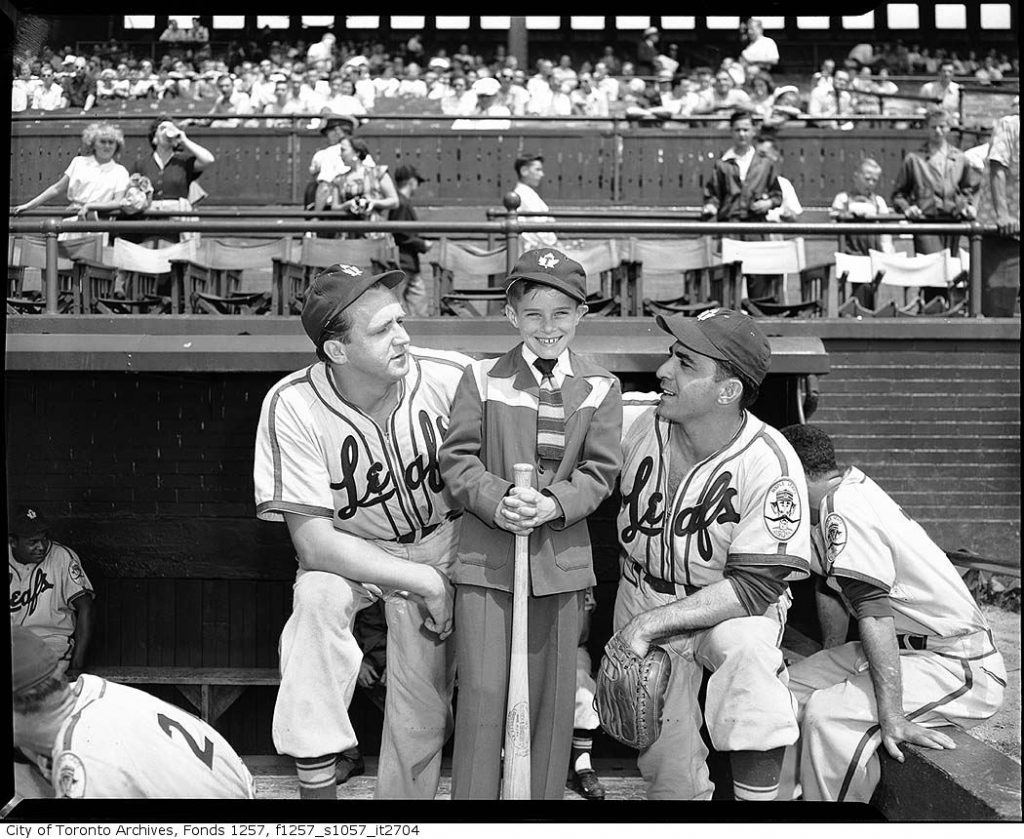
[896, 633, 928, 651]
[390, 511, 463, 545]
[629, 560, 699, 597]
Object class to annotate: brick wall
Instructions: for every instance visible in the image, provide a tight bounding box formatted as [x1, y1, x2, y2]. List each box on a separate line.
[813, 338, 1021, 561]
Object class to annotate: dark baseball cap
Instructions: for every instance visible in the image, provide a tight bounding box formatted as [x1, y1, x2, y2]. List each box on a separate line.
[9, 505, 52, 539]
[12, 627, 60, 693]
[300, 263, 406, 344]
[505, 248, 587, 304]
[656, 308, 771, 385]
[319, 114, 358, 135]
[393, 164, 424, 184]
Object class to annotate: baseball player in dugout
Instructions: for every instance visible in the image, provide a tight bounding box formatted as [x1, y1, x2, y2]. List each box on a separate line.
[9, 505, 94, 681]
[613, 308, 811, 800]
[438, 248, 623, 799]
[254, 263, 471, 799]
[11, 626, 255, 798]
[777, 425, 1006, 803]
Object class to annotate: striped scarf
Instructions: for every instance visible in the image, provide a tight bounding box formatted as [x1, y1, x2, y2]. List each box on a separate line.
[534, 357, 565, 462]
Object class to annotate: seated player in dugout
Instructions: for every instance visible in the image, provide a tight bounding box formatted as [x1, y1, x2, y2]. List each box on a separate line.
[9, 504, 94, 681]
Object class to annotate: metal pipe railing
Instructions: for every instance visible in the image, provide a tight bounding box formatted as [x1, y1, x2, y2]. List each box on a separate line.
[8, 217, 996, 318]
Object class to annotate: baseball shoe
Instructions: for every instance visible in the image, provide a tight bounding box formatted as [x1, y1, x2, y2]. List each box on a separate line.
[567, 767, 606, 800]
[336, 749, 365, 785]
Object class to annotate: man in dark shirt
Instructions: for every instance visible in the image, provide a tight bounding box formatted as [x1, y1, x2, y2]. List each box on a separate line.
[62, 60, 96, 110]
[637, 27, 660, 77]
[388, 165, 432, 316]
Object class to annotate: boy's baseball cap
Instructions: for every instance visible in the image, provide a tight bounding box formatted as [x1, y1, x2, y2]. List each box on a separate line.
[505, 248, 587, 304]
[9, 505, 51, 538]
[656, 308, 771, 385]
[12, 627, 60, 694]
[301, 263, 406, 344]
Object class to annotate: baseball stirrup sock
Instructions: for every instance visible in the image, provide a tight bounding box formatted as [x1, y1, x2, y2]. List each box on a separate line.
[731, 747, 785, 801]
[533, 357, 565, 462]
[296, 755, 337, 799]
[572, 728, 597, 772]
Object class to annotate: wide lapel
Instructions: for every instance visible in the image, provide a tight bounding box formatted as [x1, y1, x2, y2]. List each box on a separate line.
[560, 354, 595, 419]
[488, 344, 539, 396]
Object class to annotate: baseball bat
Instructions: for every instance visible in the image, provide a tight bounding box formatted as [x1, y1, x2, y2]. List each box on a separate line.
[502, 462, 534, 800]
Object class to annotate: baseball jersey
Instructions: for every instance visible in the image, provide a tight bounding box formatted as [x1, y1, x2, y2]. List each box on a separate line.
[813, 466, 990, 639]
[255, 346, 471, 540]
[618, 396, 811, 589]
[23, 675, 254, 798]
[9, 542, 94, 661]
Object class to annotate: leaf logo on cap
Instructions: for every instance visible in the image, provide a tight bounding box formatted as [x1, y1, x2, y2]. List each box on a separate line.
[538, 252, 559, 269]
[338, 265, 362, 276]
[697, 307, 721, 321]
[26, 509, 37, 519]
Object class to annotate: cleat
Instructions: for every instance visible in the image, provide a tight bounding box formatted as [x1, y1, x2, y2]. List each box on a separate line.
[567, 767, 606, 800]
[335, 749, 365, 785]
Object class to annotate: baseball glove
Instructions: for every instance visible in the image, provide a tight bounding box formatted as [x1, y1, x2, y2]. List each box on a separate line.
[596, 633, 671, 751]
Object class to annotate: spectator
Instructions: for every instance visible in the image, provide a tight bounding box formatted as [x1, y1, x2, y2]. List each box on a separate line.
[424, 69, 447, 102]
[497, 67, 529, 116]
[441, 76, 476, 116]
[452, 43, 474, 69]
[636, 26, 659, 77]
[975, 55, 1004, 86]
[874, 68, 901, 115]
[11, 64, 34, 112]
[721, 57, 746, 88]
[13, 122, 129, 221]
[158, 20, 186, 43]
[208, 74, 254, 127]
[571, 73, 610, 118]
[693, 70, 753, 122]
[8, 505, 94, 681]
[592, 62, 619, 104]
[831, 158, 896, 306]
[329, 136, 399, 234]
[388, 164, 431, 317]
[919, 60, 962, 123]
[374, 64, 401, 99]
[975, 110, 1019, 315]
[398, 64, 428, 98]
[657, 43, 680, 82]
[31, 65, 65, 110]
[323, 76, 368, 117]
[527, 59, 555, 101]
[511, 152, 558, 251]
[353, 63, 376, 111]
[263, 78, 297, 126]
[851, 67, 882, 115]
[191, 17, 210, 44]
[129, 117, 214, 216]
[808, 69, 854, 128]
[847, 42, 876, 70]
[552, 55, 578, 86]
[599, 45, 621, 75]
[740, 18, 779, 71]
[892, 107, 977, 299]
[405, 33, 425, 65]
[747, 74, 775, 121]
[129, 59, 158, 100]
[701, 110, 783, 300]
[452, 77, 511, 129]
[307, 33, 336, 66]
[309, 115, 355, 210]
[192, 69, 221, 103]
[811, 58, 836, 89]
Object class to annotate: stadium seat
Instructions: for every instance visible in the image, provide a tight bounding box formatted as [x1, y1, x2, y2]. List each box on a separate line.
[273, 236, 399, 316]
[720, 237, 813, 313]
[7, 235, 100, 314]
[171, 238, 292, 315]
[430, 239, 508, 317]
[629, 237, 737, 316]
[869, 249, 965, 316]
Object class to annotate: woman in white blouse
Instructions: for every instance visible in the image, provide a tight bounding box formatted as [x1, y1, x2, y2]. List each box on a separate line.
[13, 122, 130, 219]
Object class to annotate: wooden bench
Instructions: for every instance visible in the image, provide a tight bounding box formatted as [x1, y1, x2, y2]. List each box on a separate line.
[89, 666, 280, 726]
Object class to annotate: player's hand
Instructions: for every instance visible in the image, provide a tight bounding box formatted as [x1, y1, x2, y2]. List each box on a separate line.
[357, 659, 380, 689]
[417, 566, 454, 640]
[750, 198, 773, 214]
[904, 205, 924, 220]
[879, 715, 957, 762]
[614, 616, 653, 659]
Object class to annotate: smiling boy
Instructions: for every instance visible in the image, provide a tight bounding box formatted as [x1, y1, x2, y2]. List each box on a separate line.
[439, 248, 622, 799]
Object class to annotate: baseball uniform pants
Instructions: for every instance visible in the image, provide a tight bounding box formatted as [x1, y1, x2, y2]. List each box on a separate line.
[614, 571, 798, 800]
[574, 645, 600, 730]
[451, 585, 583, 800]
[781, 630, 1006, 802]
[273, 519, 459, 799]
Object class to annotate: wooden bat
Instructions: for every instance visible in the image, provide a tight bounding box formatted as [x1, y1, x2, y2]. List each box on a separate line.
[502, 462, 534, 800]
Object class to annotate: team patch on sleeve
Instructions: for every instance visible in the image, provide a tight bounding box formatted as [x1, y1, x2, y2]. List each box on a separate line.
[69, 561, 84, 584]
[823, 512, 848, 567]
[763, 477, 801, 541]
[53, 751, 87, 798]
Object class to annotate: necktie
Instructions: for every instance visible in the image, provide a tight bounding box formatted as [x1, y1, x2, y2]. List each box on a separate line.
[534, 357, 565, 462]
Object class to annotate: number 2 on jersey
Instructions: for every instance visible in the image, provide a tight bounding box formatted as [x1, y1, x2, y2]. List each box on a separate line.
[157, 713, 214, 769]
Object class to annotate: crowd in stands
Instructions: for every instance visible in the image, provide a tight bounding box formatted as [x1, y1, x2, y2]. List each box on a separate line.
[11, 21, 1018, 128]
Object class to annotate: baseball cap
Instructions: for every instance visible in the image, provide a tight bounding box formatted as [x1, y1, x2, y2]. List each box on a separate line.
[505, 248, 587, 304]
[644, 26, 659, 37]
[9, 505, 51, 539]
[472, 77, 500, 97]
[393, 164, 424, 184]
[11, 627, 60, 694]
[301, 263, 406, 344]
[319, 113, 358, 135]
[62, 55, 77, 65]
[656, 308, 771, 385]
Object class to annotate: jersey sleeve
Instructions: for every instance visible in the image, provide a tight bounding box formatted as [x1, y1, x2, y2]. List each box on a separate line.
[725, 438, 811, 581]
[57, 546, 94, 605]
[821, 487, 896, 592]
[254, 383, 335, 522]
[621, 392, 659, 440]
